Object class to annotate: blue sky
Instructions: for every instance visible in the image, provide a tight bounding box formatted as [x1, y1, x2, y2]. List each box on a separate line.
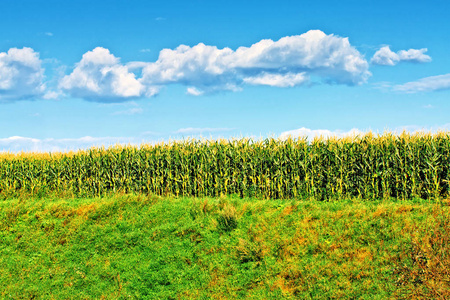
[1, 0, 449, 152]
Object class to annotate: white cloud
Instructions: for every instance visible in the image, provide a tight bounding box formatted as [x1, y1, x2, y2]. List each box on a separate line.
[8, 33, 438, 103]
[55, 31, 370, 101]
[60, 47, 157, 102]
[139, 49, 151, 53]
[394, 73, 450, 93]
[397, 48, 431, 62]
[280, 127, 365, 140]
[139, 30, 370, 94]
[44, 32, 54, 37]
[186, 87, 204, 96]
[371, 46, 431, 66]
[232, 30, 370, 85]
[0, 136, 142, 153]
[280, 124, 450, 141]
[0, 47, 46, 102]
[370, 46, 399, 66]
[139, 43, 238, 93]
[243, 72, 308, 87]
[3, 124, 450, 153]
[371, 81, 393, 92]
[42, 90, 62, 100]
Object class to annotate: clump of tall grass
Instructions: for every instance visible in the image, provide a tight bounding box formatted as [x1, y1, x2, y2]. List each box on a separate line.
[394, 203, 450, 298]
[217, 204, 238, 233]
[1, 132, 449, 200]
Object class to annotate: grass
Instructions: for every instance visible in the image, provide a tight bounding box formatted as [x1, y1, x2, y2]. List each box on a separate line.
[1, 194, 449, 299]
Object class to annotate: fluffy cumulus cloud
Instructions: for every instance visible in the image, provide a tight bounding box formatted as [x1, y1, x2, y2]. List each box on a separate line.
[139, 43, 241, 93]
[280, 127, 365, 141]
[60, 47, 157, 102]
[0, 47, 46, 102]
[371, 46, 431, 66]
[139, 30, 370, 95]
[1, 31, 373, 102]
[232, 31, 369, 85]
[3, 33, 439, 103]
[394, 73, 450, 93]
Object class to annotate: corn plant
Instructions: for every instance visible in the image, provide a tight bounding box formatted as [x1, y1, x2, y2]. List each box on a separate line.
[1, 132, 449, 200]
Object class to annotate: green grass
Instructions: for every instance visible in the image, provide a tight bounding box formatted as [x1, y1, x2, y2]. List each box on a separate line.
[1, 194, 449, 299]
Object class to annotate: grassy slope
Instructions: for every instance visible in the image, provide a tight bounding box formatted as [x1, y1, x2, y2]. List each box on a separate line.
[1, 194, 449, 299]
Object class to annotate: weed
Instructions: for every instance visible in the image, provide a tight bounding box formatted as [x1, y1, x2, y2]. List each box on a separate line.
[217, 204, 238, 232]
[394, 206, 450, 299]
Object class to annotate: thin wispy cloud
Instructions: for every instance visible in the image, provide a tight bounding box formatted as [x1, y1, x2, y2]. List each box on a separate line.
[112, 107, 143, 115]
[371, 81, 393, 92]
[394, 73, 450, 93]
[174, 128, 236, 135]
[97, 100, 139, 107]
[141, 131, 161, 136]
[186, 87, 204, 96]
[42, 90, 62, 100]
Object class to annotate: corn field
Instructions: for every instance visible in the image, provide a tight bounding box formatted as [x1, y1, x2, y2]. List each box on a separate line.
[1, 132, 449, 200]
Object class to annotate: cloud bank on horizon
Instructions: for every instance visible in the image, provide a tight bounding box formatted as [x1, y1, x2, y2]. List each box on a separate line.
[3, 123, 450, 153]
[0, 136, 139, 153]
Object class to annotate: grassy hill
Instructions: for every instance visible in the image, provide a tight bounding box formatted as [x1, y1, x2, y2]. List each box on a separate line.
[1, 194, 449, 299]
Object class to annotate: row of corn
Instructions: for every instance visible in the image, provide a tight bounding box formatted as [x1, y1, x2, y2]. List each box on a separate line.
[1, 132, 449, 200]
